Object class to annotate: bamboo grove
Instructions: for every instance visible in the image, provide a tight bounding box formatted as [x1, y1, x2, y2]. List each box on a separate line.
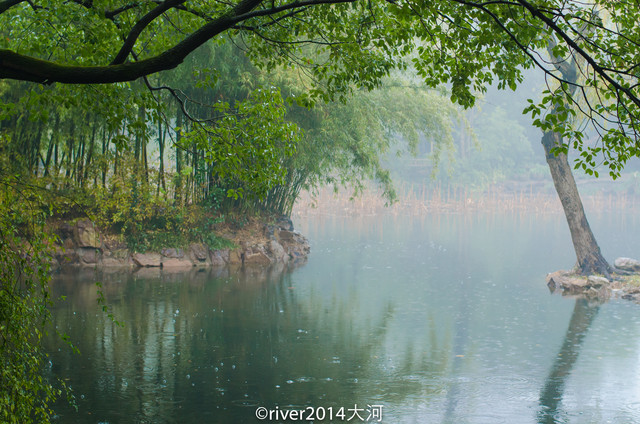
[0, 41, 462, 247]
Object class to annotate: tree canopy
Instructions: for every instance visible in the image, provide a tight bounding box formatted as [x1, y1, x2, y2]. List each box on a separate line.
[1, 0, 639, 176]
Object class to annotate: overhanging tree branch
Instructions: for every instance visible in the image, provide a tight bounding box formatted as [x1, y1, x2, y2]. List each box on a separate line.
[515, 0, 640, 110]
[0, 0, 357, 84]
[111, 0, 188, 65]
[0, 0, 25, 14]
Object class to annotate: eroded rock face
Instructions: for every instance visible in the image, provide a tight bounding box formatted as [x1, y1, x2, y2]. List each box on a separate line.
[614, 257, 640, 272]
[132, 252, 162, 267]
[101, 248, 132, 267]
[243, 244, 273, 265]
[210, 249, 229, 266]
[78, 247, 100, 264]
[277, 230, 310, 262]
[57, 222, 75, 240]
[161, 248, 185, 259]
[268, 240, 289, 263]
[276, 216, 294, 231]
[49, 217, 311, 269]
[228, 249, 244, 265]
[101, 256, 132, 267]
[190, 243, 209, 262]
[75, 219, 101, 248]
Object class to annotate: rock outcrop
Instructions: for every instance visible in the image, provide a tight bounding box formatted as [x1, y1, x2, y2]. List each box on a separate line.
[546, 270, 613, 300]
[547, 258, 640, 303]
[49, 217, 310, 270]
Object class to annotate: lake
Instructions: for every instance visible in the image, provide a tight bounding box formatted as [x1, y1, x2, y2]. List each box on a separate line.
[46, 211, 640, 423]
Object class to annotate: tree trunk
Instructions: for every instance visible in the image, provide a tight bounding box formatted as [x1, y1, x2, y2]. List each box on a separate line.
[542, 130, 612, 276]
[541, 26, 615, 277]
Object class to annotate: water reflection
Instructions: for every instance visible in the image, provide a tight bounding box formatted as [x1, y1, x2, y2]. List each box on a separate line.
[45, 213, 640, 423]
[538, 299, 600, 424]
[47, 263, 450, 423]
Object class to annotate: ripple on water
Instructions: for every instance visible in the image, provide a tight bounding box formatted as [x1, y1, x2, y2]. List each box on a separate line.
[622, 401, 640, 419]
[457, 414, 509, 424]
[476, 374, 535, 402]
[155, 396, 186, 408]
[230, 399, 260, 407]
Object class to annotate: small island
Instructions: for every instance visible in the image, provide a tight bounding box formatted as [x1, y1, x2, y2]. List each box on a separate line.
[547, 257, 640, 303]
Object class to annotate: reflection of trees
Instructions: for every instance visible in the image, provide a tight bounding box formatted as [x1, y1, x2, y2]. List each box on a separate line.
[45, 265, 450, 423]
[538, 299, 600, 424]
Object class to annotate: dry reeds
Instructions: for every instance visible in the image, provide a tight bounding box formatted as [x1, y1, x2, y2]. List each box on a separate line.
[292, 182, 639, 217]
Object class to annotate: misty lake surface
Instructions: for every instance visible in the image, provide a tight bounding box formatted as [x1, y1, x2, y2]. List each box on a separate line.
[46, 211, 640, 423]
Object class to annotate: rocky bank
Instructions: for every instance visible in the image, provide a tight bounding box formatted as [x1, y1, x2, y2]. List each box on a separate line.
[546, 257, 640, 303]
[49, 217, 310, 270]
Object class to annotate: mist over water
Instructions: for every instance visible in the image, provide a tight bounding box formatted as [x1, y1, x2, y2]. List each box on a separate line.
[46, 211, 640, 423]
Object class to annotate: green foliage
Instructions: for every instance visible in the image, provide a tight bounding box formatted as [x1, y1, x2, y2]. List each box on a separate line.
[1, 0, 640, 178]
[0, 175, 73, 422]
[179, 86, 300, 200]
[451, 106, 536, 188]
[85, 155, 235, 253]
[6, 0, 640, 417]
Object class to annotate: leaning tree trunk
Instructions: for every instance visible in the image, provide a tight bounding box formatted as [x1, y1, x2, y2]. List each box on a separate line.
[542, 24, 614, 277]
[542, 130, 612, 276]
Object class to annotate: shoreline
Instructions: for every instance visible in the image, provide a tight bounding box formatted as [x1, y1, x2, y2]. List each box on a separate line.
[546, 260, 640, 304]
[48, 217, 310, 271]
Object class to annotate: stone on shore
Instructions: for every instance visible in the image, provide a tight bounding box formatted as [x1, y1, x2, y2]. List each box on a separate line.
[210, 249, 229, 266]
[243, 244, 273, 265]
[132, 252, 162, 267]
[546, 270, 611, 299]
[268, 240, 289, 263]
[614, 257, 640, 272]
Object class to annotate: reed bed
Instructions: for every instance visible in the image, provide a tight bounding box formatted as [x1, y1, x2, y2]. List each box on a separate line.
[292, 182, 640, 217]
